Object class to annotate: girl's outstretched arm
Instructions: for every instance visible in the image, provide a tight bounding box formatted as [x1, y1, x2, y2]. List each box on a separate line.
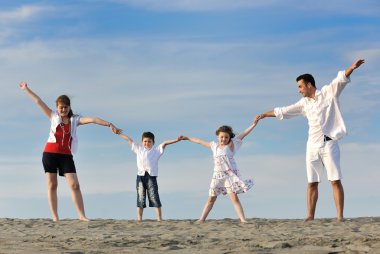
[19, 82, 52, 119]
[237, 115, 260, 140]
[79, 117, 122, 134]
[179, 136, 210, 148]
[161, 136, 182, 150]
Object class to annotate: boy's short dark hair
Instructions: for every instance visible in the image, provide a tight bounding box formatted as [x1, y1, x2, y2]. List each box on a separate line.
[142, 132, 155, 143]
[296, 73, 316, 88]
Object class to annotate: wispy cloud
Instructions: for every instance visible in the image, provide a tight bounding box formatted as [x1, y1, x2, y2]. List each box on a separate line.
[109, 0, 380, 16]
[0, 5, 54, 23]
[0, 4, 57, 43]
[111, 0, 274, 12]
[1, 0, 378, 219]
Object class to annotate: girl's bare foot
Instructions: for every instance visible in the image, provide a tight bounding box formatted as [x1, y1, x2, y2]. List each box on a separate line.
[337, 217, 345, 223]
[79, 216, 90, 222]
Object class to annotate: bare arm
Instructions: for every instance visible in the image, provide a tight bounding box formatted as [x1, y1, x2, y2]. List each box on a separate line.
[179, 136, 210, 148]
[161, 136, 182, 150]
[256, 110, 276, 121]
[79, 117, 122, 134]
[237, 116, 260, 140]
[345, 59, 365, 77]
[19, 82, 52, 119]
[118, 133, 133, 146]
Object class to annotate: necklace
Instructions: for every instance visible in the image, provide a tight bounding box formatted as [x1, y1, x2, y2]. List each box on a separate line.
[60, 122, 71, 151]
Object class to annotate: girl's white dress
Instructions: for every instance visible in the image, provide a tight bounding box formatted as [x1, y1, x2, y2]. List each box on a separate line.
[209, 137, 254, 196]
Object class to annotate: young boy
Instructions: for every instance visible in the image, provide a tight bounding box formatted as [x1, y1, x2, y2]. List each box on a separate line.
[118, 131, 181, 221]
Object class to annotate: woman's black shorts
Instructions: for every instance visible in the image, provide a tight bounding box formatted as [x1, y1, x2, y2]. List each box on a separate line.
[42, 152, 76, 177]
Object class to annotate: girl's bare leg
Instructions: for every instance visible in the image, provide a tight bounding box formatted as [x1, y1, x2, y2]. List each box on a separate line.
[197, 196, 217, 222]
[229, 193, 247, 223]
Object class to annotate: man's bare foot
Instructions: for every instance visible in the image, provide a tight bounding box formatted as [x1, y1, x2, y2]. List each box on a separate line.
[304, 217, 314, 223]
[337, 217, 345, 223]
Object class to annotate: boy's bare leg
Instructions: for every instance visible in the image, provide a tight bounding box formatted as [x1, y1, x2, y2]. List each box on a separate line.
[137, 208, 144, 221]
[155, 207, 162, 221]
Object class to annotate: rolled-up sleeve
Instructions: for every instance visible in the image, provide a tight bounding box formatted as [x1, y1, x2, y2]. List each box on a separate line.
[324, 70, 351, 97]
[274, 100, 304, 120]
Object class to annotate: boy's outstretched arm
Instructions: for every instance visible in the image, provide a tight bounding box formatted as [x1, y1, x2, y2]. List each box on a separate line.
[118, 133, 133, 146]
[161, 136, 183, 149]
[237, 115, 260, 140]
[179, 136, 210, 148]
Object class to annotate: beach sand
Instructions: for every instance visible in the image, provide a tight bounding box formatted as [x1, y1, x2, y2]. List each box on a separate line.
[0, 217, 379, 253]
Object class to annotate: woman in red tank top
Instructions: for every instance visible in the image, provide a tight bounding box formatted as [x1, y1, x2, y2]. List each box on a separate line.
[19, 82, 121, 222]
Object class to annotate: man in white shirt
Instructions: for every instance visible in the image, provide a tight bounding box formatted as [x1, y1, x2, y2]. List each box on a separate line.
[256, 59, 365, 222]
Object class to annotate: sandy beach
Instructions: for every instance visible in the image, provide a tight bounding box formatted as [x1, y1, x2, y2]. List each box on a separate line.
[0, 217, 379, 253]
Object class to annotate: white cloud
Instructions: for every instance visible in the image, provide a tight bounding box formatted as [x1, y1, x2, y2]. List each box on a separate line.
[0, 4, 57, 43]
[0, 5, 54, 23]
[112, 0, 273, 12]
[297, 1, 380, 17]
[109, 0, 380, 16]
[347, 48, 380, 69]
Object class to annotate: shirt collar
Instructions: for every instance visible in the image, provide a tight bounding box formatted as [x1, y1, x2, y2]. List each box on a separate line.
[305, 89, 321, 102]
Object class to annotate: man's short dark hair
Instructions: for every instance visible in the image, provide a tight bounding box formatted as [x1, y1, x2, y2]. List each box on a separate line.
[296, 73, 316, 88]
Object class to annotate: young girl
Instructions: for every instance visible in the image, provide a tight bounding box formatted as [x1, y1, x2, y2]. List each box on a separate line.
[19, 82, 121, 221]
[180, 116, 260, 223]
[117, 131, 182, 221]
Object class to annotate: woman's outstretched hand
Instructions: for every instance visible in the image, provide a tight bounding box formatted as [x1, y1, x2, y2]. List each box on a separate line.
[19, 81, 28, 90]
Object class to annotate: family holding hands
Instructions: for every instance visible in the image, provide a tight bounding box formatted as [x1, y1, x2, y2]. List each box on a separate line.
[19, 59, 365, 223]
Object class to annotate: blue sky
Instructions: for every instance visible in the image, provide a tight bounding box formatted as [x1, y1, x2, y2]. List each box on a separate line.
[1, 0, 379, 220]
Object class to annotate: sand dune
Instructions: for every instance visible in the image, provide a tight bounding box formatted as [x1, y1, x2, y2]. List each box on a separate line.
[0, 217, 379, 253]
